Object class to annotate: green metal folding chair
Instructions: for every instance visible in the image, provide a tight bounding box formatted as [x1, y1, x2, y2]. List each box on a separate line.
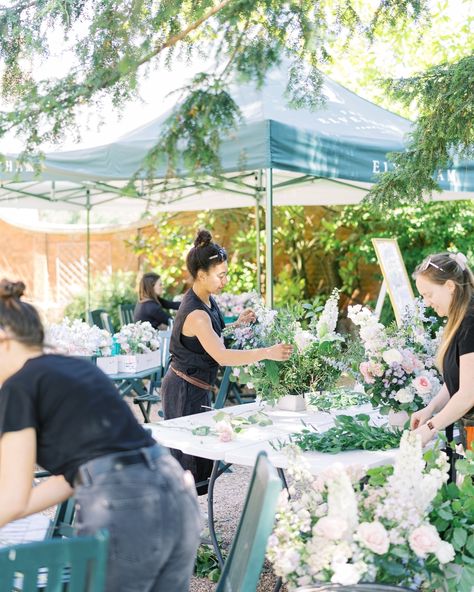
[118, 303, 135, 326]
[0, 531, 109, 591]
[215, 451, 282, 592]
[86, 309, 108, 329]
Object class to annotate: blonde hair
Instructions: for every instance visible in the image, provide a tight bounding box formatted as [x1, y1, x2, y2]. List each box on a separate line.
[413, 253, 474, 370]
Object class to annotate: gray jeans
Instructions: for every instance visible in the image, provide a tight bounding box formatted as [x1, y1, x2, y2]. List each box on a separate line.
[73, 446, 201, 592]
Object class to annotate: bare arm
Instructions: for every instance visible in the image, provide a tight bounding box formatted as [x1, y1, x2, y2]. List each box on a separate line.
[428, 353, 474, 431]
[413, 353, 474, 444]
[0, 428, 73, 527]
[183, 310, 292, 366]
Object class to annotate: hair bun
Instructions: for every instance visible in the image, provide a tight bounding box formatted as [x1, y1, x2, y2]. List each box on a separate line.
[0, 279, 26, 299]
[194, 229, 212, 248]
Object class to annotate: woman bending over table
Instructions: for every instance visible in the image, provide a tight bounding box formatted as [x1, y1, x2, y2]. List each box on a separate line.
[134, 271, 180, 330]
[160, 229, 293, 494]
[410, 252, 474, 454]
[0, 279, 200, 592]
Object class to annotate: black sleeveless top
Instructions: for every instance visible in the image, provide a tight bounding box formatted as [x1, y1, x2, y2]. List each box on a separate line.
[169, 288, 225, 385]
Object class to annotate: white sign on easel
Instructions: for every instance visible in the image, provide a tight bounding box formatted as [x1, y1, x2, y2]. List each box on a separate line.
[372, 238, 415, 326]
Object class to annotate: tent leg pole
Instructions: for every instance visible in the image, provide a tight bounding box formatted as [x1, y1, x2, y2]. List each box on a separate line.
[86, 190, 91, 320]
[265, 168, 273, 308]
[255, 170, 263, 296]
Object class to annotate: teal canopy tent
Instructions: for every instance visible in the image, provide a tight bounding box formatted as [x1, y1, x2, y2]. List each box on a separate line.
[1, 62, 473, 305]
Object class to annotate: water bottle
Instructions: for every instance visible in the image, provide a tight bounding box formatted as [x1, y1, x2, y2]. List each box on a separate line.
[111, 336, 120, 356]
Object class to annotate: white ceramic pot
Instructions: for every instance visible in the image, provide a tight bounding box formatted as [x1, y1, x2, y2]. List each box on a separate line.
[387, 409, 410, 428]
[276, 394, 306, 412]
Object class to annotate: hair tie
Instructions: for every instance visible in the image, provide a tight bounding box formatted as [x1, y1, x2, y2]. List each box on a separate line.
[449, 252, 467, 271]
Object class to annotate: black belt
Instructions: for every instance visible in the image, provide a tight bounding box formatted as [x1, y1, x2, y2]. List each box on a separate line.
[74, 444, 167, 487]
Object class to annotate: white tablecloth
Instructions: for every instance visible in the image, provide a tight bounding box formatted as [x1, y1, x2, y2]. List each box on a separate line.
[146, 402, 399, 472]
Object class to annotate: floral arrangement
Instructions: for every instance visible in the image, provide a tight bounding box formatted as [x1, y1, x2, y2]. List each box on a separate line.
[267, 432, 474, 591]
[45, 318, 112, 356]
[228, 290, 347, 403]
[347, 300, 442, 415]
[214, 291, 258, 318]
[114, 321, 160, 354]
[191, 409, 273, 442]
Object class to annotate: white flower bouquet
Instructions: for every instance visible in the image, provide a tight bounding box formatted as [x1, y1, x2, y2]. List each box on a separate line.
[228, 290, 347, 403]
[267, 432, 474, 591]
[214, 291, 258, 319]
[114, 321, 160, 354]
[45, 318, 112, 357]
[347, 300, 442, 415]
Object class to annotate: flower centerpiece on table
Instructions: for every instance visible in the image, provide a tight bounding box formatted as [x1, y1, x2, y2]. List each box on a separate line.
[45, 318, 112, 357]
[347, 300, 442, 417]
[228, 289, 347, 404]
[267, 432, 474, 591]
[214, 291, 258, 320]
[114, 321, 160, 354]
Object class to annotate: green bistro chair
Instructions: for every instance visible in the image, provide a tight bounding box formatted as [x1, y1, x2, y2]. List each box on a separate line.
[86, 309, 108, 329]
[216, 451, 282, 592]
[0, 531, 109, 592]
[118, 303, 135, 327]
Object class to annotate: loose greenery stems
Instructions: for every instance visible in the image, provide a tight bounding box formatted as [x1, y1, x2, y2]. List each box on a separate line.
[194, 543, 226, 582]
[282, 413, 402, 453]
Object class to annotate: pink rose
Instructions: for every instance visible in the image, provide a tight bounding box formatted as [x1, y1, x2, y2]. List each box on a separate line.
[356, 521, 390, 555]
[368, 361, 384, 377]
[314, 516, 348, 540]
[409, 524, 441, 558]
[413, 375, 432, 395]
[215, 421, 234, 442]
[359, 362, 375, 384]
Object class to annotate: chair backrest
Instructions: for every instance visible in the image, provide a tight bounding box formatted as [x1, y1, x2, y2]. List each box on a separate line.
[118, 303, 135, 327]
[99, 312, 115, 334]
[213, 366, 233, 409]
[216, 452, 282, 592]
[87, 309, 107, 329]
[0, 531, 109, 592]
[158, 330, 172, 374]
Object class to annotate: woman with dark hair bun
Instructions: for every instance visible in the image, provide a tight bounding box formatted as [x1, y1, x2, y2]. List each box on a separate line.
[411, 252, 474, 454]
[133, 272, 180, 329]
[160, 229, 293, 494]
[0, 279, 200, 592]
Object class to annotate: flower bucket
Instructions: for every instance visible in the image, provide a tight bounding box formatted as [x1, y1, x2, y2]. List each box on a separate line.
[118, 350, 161, 373]
[276, 394, 306, 412]
[96, 356, 119, 375]
[387, 409, 410, 428]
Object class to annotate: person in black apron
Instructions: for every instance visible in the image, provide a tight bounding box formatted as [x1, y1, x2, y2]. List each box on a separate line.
[160, 229, 293, 494]
[410, 252, 474, 474]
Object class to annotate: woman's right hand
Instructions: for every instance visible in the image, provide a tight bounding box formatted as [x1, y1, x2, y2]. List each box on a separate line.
[265, 343, 293, 361]
[410, 406, 432, 430]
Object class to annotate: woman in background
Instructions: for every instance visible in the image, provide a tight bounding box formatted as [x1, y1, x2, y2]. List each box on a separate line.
[134, 272, 180, 330]
[0, 279, 200, 592]
[410, 252, 474, 456]
[160, 229, 293, 493]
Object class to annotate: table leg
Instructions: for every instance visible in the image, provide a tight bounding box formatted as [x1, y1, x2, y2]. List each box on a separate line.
[207, 460, 233, 568]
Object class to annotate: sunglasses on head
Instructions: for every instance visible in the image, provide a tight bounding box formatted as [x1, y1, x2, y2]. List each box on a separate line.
[420, 258, 445, 273]
[209, 247, 227, 261]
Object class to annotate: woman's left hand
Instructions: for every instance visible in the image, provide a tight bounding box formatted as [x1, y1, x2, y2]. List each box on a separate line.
[237, 308, 256, 326]
[412, 423, 436, 447]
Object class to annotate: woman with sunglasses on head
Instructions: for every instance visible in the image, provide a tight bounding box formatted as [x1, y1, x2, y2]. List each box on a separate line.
[160, 229, 293, 493]
[410, 252, 474, 455]
[134, 272, 180, 330]
[0, 279, 201, 592]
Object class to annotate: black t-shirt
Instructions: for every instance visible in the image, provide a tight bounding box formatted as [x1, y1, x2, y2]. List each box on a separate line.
[443, 306, 474, 410]
[0, 355, 154, 485]
[134, 298, 180, 330]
